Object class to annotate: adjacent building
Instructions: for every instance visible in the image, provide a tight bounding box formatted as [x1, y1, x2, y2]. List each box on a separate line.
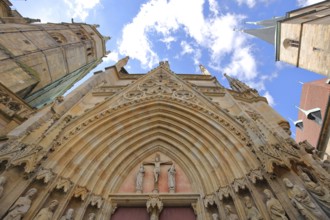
[295, 78, 330, 157]
[244, 0, 330, 77]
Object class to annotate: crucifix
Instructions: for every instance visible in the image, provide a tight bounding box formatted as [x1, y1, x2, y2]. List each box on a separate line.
[143, 154, 172, 193]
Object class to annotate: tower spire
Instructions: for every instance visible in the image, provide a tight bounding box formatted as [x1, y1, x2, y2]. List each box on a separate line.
[224, 73, 258, 94]
[241, 17, 284, 45]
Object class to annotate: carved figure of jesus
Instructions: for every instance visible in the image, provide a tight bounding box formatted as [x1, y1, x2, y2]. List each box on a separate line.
[143, 154, 172, 184]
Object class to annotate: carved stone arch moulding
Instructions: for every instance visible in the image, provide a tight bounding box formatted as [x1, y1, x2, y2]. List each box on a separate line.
[55, 96, 250, 152]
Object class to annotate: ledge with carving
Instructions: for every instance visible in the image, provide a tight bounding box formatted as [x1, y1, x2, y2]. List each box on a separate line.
[0, 83, 34, 124]
[194, 86, 226, 97]
[92, 85, 126, 96]
[228, 90, 268, 103]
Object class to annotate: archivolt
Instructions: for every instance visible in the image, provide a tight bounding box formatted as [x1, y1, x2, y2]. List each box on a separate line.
[44, 99, 259, 194]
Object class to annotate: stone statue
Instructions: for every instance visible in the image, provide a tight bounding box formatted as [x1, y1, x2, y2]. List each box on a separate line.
[283, 178, 323, 219]
[244, 196, 263, 220]
[322, 155, 330, 174]
[3, 188, 37, 220]
[143, 154, 172, 184]
[34, 200, 59, 220]
[211, 213, 219, 220]
[225, 205, 239, 220]
[136, 164, 145, 193]
[168, 164, 176, 193]
[0, 175, 7, 198]
[87, 213, 96, 220]
[300, 172, 330, 216]
[60, 208, 74, 220]
[263, 189, 288, 220]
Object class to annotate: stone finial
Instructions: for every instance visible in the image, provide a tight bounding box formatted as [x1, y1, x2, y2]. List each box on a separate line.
[224, 73, 258, 94]
[103, 36, 111, 42]
[199, 64, 211, 75]
[115, 56, 129, 72]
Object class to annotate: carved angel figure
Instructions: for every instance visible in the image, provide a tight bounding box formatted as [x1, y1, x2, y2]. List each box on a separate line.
[60, 208, 74, 220]
[264, 189, 288, 220]
[283, 178, 324, 220]
[33, 200, 58, 220]
[244, 196, 263, 220]
[87, 213, 95, 220]
[0, 175, 7, 198]
[300, 172, 330, 216]
[4, 188, 37, 220]
[225, 205, 239, 220]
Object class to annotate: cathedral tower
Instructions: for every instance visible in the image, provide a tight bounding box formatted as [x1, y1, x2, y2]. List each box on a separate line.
[0, 0, 108, 139]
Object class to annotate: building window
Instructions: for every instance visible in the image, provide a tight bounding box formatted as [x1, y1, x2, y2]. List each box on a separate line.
[294, 120, 303, 130]
[76, 30, 88, 41]
[23, 40, 30, 44]
[86, 47, 94, 57]
[283, 39, 300, 49]
[50, 33, 67, 44]
[297, 106, 322, 125]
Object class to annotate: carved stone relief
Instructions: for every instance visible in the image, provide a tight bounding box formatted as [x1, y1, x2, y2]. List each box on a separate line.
[146, 195, 163, 220]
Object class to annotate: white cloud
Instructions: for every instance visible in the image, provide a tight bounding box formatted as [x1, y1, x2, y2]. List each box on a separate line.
[117, 0, 276, 90]
[236, 0, 256, 8]
[208, 0, 220, 16]
[63, 0, 100, 21]
[263, 91, 276, 107]
[223, 46, 257, 80]
[180, 41, 194, 55]
[160, 36, 176, 49]
[297, 0, 323, 7]
[103, 51, 119, 64]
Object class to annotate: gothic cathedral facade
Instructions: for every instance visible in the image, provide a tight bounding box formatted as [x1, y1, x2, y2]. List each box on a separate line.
[0, 57, 329, 220]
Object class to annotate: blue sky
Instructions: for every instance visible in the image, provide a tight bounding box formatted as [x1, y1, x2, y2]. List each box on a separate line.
[13, 0, 325, 136]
